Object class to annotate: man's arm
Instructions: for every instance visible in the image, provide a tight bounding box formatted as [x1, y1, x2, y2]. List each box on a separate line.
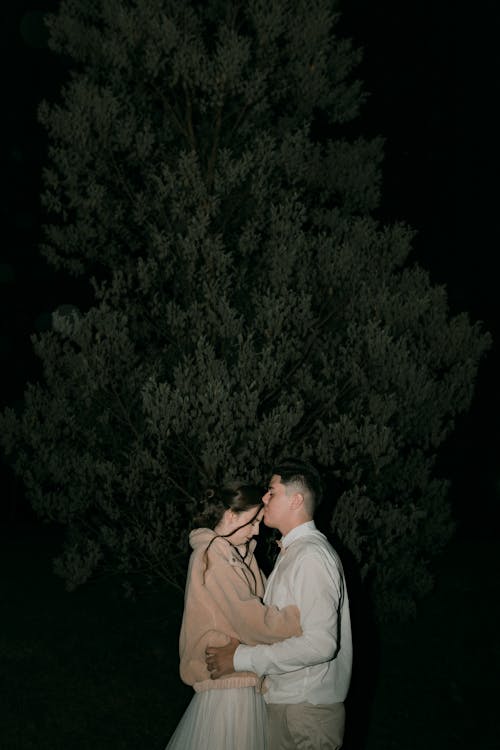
[205, 637, 239, 679]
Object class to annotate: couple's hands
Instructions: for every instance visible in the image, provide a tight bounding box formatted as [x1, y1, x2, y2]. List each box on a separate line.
[205, 636, 240, 679]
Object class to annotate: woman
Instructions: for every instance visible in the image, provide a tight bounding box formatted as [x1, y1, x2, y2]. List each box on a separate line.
[165, 483, 302, 750]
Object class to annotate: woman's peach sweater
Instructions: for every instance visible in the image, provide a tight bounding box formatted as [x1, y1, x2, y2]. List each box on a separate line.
[179, 528, 301, 692]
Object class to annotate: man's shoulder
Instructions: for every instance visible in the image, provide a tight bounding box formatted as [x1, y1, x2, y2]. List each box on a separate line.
[288, 530, 339, 561]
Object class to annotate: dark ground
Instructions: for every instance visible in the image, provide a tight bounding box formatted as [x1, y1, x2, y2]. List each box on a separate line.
[1, 526, 498, 750]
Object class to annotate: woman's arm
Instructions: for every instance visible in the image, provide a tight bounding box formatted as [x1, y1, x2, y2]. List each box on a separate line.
[205, 556, 302, 645]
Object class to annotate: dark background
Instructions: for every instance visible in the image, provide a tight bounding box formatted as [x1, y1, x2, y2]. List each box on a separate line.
[340, 0, 499, 540]
[1, 2, 498, 748]
[1, 1, 498, 536]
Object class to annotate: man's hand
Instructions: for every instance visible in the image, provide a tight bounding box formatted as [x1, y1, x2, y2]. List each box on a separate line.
[205, 636, 240, 679]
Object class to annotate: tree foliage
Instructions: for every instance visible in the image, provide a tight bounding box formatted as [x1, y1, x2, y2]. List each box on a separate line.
[0, 0, 489, 617]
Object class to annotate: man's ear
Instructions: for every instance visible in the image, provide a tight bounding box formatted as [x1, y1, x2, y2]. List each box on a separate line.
[290, 492, 305, 510]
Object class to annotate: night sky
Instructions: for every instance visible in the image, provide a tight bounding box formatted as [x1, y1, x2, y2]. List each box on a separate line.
[1, 0, 498, 536]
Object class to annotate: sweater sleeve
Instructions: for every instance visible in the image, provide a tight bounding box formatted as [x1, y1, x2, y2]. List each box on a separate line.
[205, 551, 302, 645]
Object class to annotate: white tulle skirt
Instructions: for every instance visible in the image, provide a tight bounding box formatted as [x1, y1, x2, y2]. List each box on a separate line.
[165, 686, 268, 750]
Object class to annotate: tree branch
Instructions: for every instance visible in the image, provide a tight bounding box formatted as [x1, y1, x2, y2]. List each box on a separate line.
[206, 101, 224, 192]
[183, 82, 197, 151]
[150, 80, 188, 141]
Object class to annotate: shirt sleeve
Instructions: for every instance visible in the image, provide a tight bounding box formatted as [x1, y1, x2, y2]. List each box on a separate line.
[234, 550, 343, 676]
[206, 552, 302, 645]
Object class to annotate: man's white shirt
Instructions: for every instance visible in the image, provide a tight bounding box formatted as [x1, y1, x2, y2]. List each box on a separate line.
[234, 520, 352, 704]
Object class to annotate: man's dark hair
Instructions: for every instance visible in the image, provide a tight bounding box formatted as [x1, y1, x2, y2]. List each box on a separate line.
[271, 458, 323, 515]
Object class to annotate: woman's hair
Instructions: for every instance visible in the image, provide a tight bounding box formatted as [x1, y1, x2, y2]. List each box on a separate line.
[194, 482, 263, 529]
[195, 482, 264, 592]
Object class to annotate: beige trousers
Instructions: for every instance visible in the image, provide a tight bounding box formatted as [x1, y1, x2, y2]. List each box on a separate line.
[267, 701, 345, 750]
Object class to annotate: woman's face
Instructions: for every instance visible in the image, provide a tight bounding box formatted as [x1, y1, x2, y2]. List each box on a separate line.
[226, 506, 264, 545]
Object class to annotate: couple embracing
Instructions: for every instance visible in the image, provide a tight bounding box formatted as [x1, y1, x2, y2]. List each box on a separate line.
[165, 458, 352, 750]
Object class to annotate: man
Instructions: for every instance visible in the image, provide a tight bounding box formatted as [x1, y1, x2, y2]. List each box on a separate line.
[206, 459, 352, 750]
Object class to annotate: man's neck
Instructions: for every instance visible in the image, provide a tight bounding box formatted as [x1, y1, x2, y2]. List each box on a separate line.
[279, 516, 313, 538]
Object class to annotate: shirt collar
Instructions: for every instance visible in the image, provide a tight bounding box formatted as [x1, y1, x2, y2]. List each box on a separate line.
[280, 520, 316, 549]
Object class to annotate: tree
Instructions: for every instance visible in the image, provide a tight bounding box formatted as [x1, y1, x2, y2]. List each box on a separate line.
[0, 0, 489, 618]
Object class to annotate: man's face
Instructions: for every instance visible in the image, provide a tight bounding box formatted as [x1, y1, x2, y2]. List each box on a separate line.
[262, 474, 290, 531]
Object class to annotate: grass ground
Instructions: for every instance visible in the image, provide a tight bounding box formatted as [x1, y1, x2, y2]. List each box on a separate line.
[1, 528, 497, 749]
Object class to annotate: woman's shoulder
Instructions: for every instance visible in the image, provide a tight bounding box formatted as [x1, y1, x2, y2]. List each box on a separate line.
[189, 529, 256, 568]
[189, 527, 216, 550]
[189, 528, 231, 562]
